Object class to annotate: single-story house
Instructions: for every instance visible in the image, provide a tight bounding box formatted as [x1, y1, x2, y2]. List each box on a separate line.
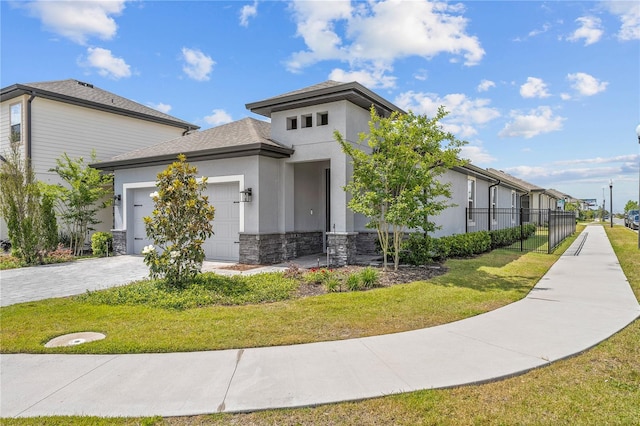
[93, 80, 571, 265]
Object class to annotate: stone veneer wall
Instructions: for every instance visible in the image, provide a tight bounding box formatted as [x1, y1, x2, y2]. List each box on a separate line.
[326, 232, 358, 267]
[356, 231, 379, 255]
[111, 230, 127, 255]
[239, 232, 323, 265]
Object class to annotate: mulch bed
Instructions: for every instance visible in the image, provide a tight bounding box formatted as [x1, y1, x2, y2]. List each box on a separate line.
[294, 264, 448, 298]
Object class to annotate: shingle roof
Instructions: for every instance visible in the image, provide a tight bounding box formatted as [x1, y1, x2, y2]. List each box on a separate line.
[486, 168, 545, 192]
[1, 79, 198, 130]
[246, 80, 403, 118]
[93, 117, 293, 170]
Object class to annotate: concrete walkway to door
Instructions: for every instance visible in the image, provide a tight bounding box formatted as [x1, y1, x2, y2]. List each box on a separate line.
[1, 224, 639, 418]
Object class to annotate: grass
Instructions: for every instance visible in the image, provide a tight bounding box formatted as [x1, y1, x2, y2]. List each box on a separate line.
[5, 224, 636, 425]
[0, 228, 582, 355]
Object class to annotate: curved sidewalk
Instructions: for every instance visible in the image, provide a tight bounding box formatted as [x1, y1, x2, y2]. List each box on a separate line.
[2, 225, 639, 418]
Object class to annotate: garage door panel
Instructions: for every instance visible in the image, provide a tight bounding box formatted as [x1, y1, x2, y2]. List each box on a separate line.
[130, 182, 239, 262]
[203, 182, 240, 262]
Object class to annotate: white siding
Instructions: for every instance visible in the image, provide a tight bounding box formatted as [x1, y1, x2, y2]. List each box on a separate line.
[29, 98, 186, 185]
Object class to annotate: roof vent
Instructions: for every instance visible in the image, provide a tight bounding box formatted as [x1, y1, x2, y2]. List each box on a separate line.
[77, 80, 94, 89]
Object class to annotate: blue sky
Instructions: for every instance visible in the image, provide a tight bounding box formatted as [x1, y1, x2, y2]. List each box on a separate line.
[2, 0, 639, 212]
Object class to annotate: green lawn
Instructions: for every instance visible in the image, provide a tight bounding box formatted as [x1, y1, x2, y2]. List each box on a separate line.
[4, 225, 639, 424]
[1, 239, 564, 354]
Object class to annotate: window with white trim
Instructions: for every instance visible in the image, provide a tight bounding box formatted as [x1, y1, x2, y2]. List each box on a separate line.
[467, 177, 475, 221]
[317, 112, 328, 126]
[302, 114, 312, 128]
[490, 186, 498, 223]
[511, 191, 517, 222]
[287, 116, 298, 130]
[10, 103, 22, 141]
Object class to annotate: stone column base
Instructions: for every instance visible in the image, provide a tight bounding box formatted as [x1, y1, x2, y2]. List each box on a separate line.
[326, 232, 358, 267]
[111, 230, 126, 255]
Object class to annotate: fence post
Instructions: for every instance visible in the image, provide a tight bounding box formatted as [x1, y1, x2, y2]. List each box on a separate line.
[548, 209, 553, 254]
[520, 208, 524, 252]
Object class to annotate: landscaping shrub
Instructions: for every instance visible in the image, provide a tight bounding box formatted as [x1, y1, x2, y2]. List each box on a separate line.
[359, 267, 380, 288]
[76, 271, 298, 310]
[346, 273, 362, 291]
[91, 232, 113, 257]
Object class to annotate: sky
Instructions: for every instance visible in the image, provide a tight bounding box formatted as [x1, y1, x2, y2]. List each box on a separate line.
[1, 0, 639, 212]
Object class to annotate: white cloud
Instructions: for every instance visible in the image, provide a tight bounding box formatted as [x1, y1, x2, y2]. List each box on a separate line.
[602, 1, 640, 41]
[25, 0, 126, 45]
[499, 106, 565, 139]
[567, 72, 608, 96]
[286, 0, 484, 73]
[477, 79, 495, 92]
[554, 154, 638, 166]
[239, 1, 258, 27]
[204, 109, 233, 126]
[83, 47, 131, 79]
[395, 91, 500, 138]
[560, 93, 572, 101]
[567, 16, 603, 46]
[148, 102, 172, 114]
[329, 64, 396, 89]
[528, 23, 551, 37]
[520, 77, 550, 98]
[460, 145, 496, 164]
[181, 48, 215, 81]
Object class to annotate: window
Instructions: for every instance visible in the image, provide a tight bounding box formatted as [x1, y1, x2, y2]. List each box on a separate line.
[467, 178, 475, 221]
[302, 114, 312, 128]
[287, 116, 298, 130]
[10, 103, 21, 141]
[317, 112, 328, 126]
[511, 191, 517, 222]
[490, 186, 498, 223]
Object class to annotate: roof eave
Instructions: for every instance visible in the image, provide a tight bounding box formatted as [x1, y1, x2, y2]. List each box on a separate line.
[91, 143, 294, 171]
[246, 82, 404, 118]
[1, 84, 199, 131]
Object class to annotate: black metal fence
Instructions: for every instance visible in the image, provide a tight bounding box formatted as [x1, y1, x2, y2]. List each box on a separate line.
[466, 208, 576, 253]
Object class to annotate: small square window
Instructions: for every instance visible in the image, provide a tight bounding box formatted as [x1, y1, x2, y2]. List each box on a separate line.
[287, 116, 298, 130]
[317, 112, 328, 126]
[302, 114, 312, 128]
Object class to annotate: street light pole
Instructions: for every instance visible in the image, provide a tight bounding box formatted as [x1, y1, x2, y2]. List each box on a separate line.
[609, 179, 613, 228]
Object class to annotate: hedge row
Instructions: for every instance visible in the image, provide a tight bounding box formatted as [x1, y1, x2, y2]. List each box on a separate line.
[400, 224, 538, 265]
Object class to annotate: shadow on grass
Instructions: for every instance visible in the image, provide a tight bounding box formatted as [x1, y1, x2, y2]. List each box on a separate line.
[428, 249, 548, 295]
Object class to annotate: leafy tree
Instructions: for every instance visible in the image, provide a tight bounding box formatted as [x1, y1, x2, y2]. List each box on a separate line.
[39, 190, 59, 251]
[335, 106, 466, 271]
[142, 155, 215, 287]
[0, 134, 47, 264]
[624, 200, 639, 213]
[50, 151, 114, 256]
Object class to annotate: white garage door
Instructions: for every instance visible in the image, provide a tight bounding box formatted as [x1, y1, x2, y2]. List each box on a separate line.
[132, 188, 155, 255]
[131, 182, 239, 261]
[203, 182, 240, 261]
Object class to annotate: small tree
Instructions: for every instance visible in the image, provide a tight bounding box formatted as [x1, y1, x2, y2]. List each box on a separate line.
[335, 106, 466, 271]
[142, 155, 215, 287]
[50, 151, 113, 256]
[624, 200, 639, 213]
[0, 134, 47, 264]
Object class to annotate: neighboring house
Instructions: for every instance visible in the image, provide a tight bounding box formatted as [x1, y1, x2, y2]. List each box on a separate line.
[0, 79, 199, 240]
[487, 168, 559, 211]
[432, 164, 529, 237]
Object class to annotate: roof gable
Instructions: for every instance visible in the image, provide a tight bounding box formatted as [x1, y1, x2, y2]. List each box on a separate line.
[93, 117, 293, 170]
[1, 79, 198, 130]
[246, 80, 404, 118]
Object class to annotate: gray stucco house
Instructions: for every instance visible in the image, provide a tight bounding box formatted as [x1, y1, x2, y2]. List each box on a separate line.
[93, 80, 568, 265]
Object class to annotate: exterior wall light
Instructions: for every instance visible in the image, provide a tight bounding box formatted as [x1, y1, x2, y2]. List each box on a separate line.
[240, 188, 252, 203]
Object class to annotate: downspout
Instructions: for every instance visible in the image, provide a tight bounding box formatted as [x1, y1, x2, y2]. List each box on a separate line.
[26, 91, 36, 161]
[488, 180, 500, 231]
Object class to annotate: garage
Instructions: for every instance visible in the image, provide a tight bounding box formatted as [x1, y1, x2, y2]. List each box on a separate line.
[130, 181, 239, 262]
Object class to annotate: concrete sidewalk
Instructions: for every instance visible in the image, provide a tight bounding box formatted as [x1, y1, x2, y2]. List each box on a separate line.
[1, 225, 639, 418]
